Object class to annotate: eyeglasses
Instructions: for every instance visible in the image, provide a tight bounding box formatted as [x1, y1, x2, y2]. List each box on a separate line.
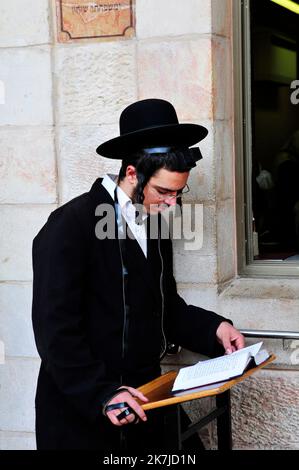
[149, 184, 190, 200]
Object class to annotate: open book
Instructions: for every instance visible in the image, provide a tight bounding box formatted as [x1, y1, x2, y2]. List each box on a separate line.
[172, 342, 270, 396]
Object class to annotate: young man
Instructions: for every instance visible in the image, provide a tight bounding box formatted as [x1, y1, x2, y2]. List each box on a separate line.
[32, 98, 244, 450]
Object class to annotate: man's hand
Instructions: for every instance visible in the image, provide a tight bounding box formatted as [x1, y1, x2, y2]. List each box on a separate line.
[104, 386, 149, 426]
[216, 321, 245, 354]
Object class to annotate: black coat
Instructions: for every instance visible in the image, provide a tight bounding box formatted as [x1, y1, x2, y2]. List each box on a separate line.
[32, 178, 228, 450]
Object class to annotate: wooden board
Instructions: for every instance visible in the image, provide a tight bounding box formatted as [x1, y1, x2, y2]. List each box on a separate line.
[137, 354, 276, 410]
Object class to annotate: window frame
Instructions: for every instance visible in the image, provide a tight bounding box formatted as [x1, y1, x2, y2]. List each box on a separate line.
[233, 0, 299, 278]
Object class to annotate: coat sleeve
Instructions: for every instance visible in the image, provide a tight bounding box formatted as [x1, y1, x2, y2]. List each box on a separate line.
[32, 205, 120, 423]
[162, 239, 232, 358]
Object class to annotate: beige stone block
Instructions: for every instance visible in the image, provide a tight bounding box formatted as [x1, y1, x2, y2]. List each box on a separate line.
[177, 284, 220, 313]
[0, 283, 37, 358]
[0, 431, 36, 450]
[212, 36, 232, 120]
[211, 0, 232, 37]
[0, 357, 40, 432]
[0, 358, 40, 432]
[0, 47, 52, 126]
[231, 370, 299, 449]
[0, 0, 50, 47]
[57, 125, 121, 203]
[169, 203, 216, 256]
[219, 278, 299, 326]
[221, 277, 299, 300]
[136, 0, 211, 38]
[214, 119, 234, 201]
[138, 38, 213, 121]
[0, 127, 57, 204]
[55, 42, 137, 125]
[173, 249, 217, 284]
[219, 295, 299, 334]
[216, 199, 235, 283]
[184, 162, 215, 204]
[183, 120, 215, 204]
[180, 118, 233, 204]
[0, 205, 57, 281]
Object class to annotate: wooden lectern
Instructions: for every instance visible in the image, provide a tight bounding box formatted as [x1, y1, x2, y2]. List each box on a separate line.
[137, 355, 276, 450]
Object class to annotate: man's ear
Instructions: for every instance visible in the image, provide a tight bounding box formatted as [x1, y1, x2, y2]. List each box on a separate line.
[126, 165, 137, 185]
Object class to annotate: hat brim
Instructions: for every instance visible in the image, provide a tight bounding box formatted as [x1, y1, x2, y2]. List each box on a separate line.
[96, 123, 208, 159]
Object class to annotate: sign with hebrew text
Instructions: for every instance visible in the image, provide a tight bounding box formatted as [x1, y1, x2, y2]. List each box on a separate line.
[56, 0, 135, 42]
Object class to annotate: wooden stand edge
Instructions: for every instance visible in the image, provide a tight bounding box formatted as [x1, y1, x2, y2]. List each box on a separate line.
[137, 354, 276, 411]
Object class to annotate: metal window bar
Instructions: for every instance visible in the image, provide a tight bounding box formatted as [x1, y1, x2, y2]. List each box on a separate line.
[240, 330, 299, 340]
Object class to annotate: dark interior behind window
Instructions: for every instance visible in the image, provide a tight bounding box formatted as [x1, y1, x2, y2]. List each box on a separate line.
[250, 0, 299, 262]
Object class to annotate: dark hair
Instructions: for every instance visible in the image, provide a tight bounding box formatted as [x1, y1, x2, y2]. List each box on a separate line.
[118, 150, 195, 204]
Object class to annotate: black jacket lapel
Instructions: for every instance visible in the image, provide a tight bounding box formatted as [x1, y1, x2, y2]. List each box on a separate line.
[89, 178, 162, 306]
[124, 223, 162, 307]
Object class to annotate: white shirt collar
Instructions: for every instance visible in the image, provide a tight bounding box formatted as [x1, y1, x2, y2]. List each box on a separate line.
[101, 174, 147, 221]
[101, 174, 148, 256]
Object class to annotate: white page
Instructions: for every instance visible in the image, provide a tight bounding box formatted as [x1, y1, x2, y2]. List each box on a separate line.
[173, 353, 247, 391]
[221, 341, 263, 360]
[172, 342, 263, 392]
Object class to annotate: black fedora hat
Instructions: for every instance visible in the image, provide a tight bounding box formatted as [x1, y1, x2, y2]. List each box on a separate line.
[96, 98, 208, 159]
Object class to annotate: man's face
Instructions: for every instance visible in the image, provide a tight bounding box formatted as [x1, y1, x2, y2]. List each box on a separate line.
[142, 168, 190, 214]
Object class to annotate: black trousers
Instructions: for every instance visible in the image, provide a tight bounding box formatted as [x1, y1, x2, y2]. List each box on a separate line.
[36, 404, 204, 451]
[36, 364, 204, 451]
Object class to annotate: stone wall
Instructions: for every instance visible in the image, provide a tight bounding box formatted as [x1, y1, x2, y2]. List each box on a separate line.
[0, 0, 55, 450]
[0, 0, 298, 450]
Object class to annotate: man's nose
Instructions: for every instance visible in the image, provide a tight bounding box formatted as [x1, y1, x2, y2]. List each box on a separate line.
[164, 196, 177, 206]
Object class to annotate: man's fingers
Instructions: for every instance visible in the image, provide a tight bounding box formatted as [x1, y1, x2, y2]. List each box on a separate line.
[216, 322, 245, 353]
[229, 333, 245, 351]
[223, 338, 233, 354]
[104, 386, 149, 426]
[107, 409, 134, 426]
[125, 387, 149, 402]
[107, 406, 144, 426]
[105, 396, 147, 426]
[235, 334, 245, 349]
[223, 332, 245, 354]
[126, 400, 147, 422]
[113, 390, 148, 421]
[118, 412, 137, 425]
[108, 412, 122, 426]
